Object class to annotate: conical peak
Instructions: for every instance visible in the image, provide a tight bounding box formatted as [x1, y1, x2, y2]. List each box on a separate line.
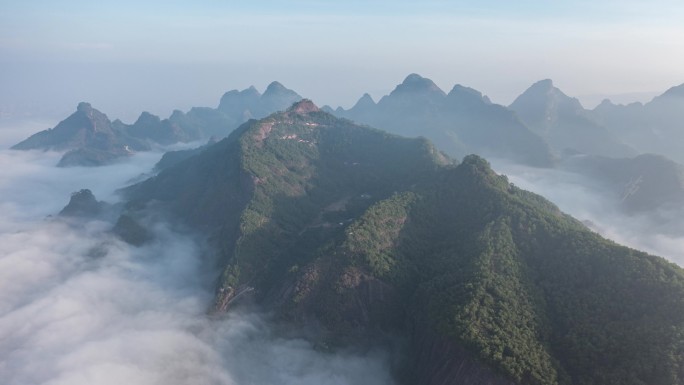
[447, 84, 490, 104]
[404, 73, 426, 83]
[134, 111, 161, 125]
[262, 81, 302, 101]
[510, 79, 586, 127]
[264, 81, 288, 94]
[531, 79, 554, 90]
[360, 93, 374, 102]
[287, 99, 319, 114]
[594, 98, 616, 110]
[395, 73, 445, 95]
[70, 188, 96, 202]
[77, 102, 93, 112]
[511, 78, 576, 108]
[513, 79, 555, 100]
[352, 93, 376, 109]
[242, 85, 261, 96]
[72, 102, 110, 122]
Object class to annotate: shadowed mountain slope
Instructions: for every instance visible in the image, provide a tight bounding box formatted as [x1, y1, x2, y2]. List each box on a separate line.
[335, 74, 555, 167]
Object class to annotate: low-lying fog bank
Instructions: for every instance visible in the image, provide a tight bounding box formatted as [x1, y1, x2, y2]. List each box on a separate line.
[492, 159, 684, 266]
[0, 149, 395, 385]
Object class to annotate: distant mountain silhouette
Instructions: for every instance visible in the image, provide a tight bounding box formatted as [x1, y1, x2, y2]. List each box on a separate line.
[58, 189, 107, 217]
[335, 74, 555, 167]
[509, 79, 635, 158]
[12, 102, 150, 166]
[590, 82, 684, 163]
[562, 153, 684, 213]
[12, 82, 303, 166]
[218, 81, 303, 121]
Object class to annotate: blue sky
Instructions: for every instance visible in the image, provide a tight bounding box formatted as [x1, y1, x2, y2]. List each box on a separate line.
[1, 0, 684, 121]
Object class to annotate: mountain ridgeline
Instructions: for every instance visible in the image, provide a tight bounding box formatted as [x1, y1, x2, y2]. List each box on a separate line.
[590, 83, 684, 164]
[121, 100, 684, 385]
[12, 82, 303, 166]
[334, 74, 555, 167]
[13, 74, 684, 175]
[11, 102, 152, 166]
[561, 153, 684, 214]
[509, 79, 636, 158]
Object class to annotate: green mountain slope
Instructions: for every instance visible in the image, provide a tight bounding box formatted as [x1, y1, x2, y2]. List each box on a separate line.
[122, 100, 684, 385]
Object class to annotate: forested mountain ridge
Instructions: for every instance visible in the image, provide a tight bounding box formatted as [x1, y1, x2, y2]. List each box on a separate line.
[120, 100, 684, 385]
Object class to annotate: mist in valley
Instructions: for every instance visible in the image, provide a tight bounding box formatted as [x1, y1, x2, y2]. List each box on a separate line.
[0, 148, 395, 385]
[492, 159, 684, 266]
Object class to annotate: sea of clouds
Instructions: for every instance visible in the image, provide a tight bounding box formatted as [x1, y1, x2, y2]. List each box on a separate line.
[492, 160, 684, 266]
[0, 145, 394, 385]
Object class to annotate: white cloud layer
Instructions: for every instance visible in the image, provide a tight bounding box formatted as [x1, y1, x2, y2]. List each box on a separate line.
[0, 149, 395, 385]
[492, 160, 684, 266]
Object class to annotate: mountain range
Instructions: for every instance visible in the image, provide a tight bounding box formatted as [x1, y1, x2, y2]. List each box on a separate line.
[11, 74, 684, 234]
[509, 79, 636, 158]
[13, 74, 684, 171]
[11, 82, 303, 166]
[591, 83, 684, 164]
[561, 153, 684, 214]
[333, 74, 555, 167]
[101, 100, 684, 385]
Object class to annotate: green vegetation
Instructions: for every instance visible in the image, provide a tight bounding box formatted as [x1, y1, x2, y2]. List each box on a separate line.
[123, 102, 684, 385]
[337, 155, 684, 384]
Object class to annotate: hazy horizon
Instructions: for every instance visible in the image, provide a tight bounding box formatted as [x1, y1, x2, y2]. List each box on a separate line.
[2, 0, 684, 122]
